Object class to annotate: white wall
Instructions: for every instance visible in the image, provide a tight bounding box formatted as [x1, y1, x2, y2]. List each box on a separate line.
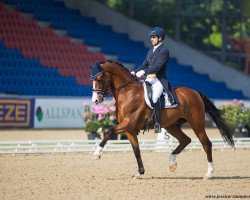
[34, 98, 86, 128]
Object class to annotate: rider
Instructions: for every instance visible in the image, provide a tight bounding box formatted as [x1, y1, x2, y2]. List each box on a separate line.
[131, 27, 169, 133]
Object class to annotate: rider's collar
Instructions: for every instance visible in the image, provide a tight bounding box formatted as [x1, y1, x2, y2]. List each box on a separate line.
[90, 62, 103, 80]
[153, 42, 162, 52]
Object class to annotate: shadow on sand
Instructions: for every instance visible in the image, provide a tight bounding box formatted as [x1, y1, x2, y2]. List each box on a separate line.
[144, 176, 250, 180]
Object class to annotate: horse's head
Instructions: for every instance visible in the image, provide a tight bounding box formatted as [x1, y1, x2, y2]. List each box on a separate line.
[90, 60, 136, 104]
[90, 62, 111, 104]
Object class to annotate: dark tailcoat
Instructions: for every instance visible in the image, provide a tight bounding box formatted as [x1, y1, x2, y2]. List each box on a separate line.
[135, 43, 169, 90]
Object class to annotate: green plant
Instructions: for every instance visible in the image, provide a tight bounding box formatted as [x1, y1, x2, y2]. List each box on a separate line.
[220, 99, 250, 132]
[84, 121, 100, 133]
[82, 100, 117, 133]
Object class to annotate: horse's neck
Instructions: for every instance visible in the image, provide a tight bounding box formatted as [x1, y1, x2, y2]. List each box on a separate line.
[108, 68, 132, 89]
[112, 80, 141, 100]
[103, 62, 137, 93]
[113, 76, 131, 88]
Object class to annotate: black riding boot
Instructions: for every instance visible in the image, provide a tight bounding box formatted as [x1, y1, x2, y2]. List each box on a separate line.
[153, 99, 161, 133]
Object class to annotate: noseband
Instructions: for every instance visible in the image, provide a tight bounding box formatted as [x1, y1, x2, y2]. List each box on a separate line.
[92, 71, 111, 98]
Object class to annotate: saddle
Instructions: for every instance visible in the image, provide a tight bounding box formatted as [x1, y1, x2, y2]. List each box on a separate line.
[142, 81, 179, 109]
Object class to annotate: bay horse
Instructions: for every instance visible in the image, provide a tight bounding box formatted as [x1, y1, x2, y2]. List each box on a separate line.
[90, 60, 234, 179]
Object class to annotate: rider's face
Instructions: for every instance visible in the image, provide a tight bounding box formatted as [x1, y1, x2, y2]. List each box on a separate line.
[150, 36, 162, 46]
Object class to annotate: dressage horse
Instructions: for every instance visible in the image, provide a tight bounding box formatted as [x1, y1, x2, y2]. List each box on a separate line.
[90, 60, 234, 179]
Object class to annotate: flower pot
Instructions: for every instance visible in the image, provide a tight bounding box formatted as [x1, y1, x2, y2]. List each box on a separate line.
[87, 132, 101, 140]
[102, 131, 118, 140]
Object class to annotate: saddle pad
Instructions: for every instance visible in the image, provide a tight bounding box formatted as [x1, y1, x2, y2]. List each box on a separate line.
[141, 81, 178, 109]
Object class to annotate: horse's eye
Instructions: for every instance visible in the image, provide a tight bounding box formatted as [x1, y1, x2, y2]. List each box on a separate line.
[97, 79, 104, 83]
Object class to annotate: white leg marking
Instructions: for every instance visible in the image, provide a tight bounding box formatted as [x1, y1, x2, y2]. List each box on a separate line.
[169, 154, 178, 172]
[92, 146, 103, 160]
[132, 171, 142, 179]
[204, 162, 214, 180]
[91, 81, 98, 103]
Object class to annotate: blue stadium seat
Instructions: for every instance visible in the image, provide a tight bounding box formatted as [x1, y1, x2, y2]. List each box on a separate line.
[1, 1, 247, 99]
[0, 41, 91, 96]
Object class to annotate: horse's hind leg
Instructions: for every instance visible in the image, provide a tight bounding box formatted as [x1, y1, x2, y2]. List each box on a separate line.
[189, 120, 213, 179]
[166, 124, 191, 172]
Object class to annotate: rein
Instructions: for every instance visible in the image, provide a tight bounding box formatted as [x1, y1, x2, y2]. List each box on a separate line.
[91, 60, 138, 97]
[92, 71, 137, 98]
[114, 77, 137, 92]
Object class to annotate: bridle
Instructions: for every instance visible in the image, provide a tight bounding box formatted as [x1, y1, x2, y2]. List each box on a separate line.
[92, 71, 137, 98]
[92, 71, 111, 98]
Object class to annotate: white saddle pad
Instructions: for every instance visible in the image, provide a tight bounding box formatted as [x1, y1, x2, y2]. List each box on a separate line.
[141, 81, 178, 109]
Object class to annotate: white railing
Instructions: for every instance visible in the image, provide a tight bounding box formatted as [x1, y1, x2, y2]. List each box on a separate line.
[0, 138, 249, 155]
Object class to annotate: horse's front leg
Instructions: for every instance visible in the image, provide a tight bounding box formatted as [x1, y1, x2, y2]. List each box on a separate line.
[92, 119, 130, 159]
[92, 129, 114, 160]
[125, 132, 145, 179]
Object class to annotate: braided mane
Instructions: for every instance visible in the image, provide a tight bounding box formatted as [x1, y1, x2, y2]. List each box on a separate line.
[101, 60, 130, 74]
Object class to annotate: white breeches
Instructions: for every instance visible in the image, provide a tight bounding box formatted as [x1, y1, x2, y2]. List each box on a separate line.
[145, 77, 163, 103]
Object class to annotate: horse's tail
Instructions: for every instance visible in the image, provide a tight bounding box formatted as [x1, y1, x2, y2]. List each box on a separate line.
[198, 92, 235, 147]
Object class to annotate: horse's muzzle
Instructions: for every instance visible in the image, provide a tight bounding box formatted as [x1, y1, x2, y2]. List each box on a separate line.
[95, 96, 104, 104]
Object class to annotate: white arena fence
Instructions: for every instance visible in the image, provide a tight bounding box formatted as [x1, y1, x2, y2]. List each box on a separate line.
[0, 138, 250, 155]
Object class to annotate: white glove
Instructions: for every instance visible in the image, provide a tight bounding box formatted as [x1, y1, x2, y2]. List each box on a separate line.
[130, 71, 136, 76]
[136, 70, 145, 78]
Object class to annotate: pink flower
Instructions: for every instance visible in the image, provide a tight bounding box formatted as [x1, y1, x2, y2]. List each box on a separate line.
[104, 107, 110, 114]
[232, 99, 238, 105]
[83, 101, 89, 106]
[83, 101, 117, 128]
[93, 105, 102, 114]
[109, 106, 116, 111]
[98, 114, 103, 120]
[238, 100, 244, 106]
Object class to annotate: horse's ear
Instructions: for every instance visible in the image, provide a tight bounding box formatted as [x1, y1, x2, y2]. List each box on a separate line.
[90, 61, 103, 80]
[90, 61, 101, 68]
[89, 62, 96, 69]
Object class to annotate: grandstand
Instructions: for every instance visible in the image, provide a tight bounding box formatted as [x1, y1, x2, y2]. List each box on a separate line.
[0, 0, 248, 99]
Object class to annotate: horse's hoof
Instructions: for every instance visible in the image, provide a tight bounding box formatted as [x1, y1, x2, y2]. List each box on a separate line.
[132, 171, 142, 179]
[169, 162, 177, 172]
[132, 175, 141, 180]
[203, 175, 213, 180]
[91, 155, 101, 160]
